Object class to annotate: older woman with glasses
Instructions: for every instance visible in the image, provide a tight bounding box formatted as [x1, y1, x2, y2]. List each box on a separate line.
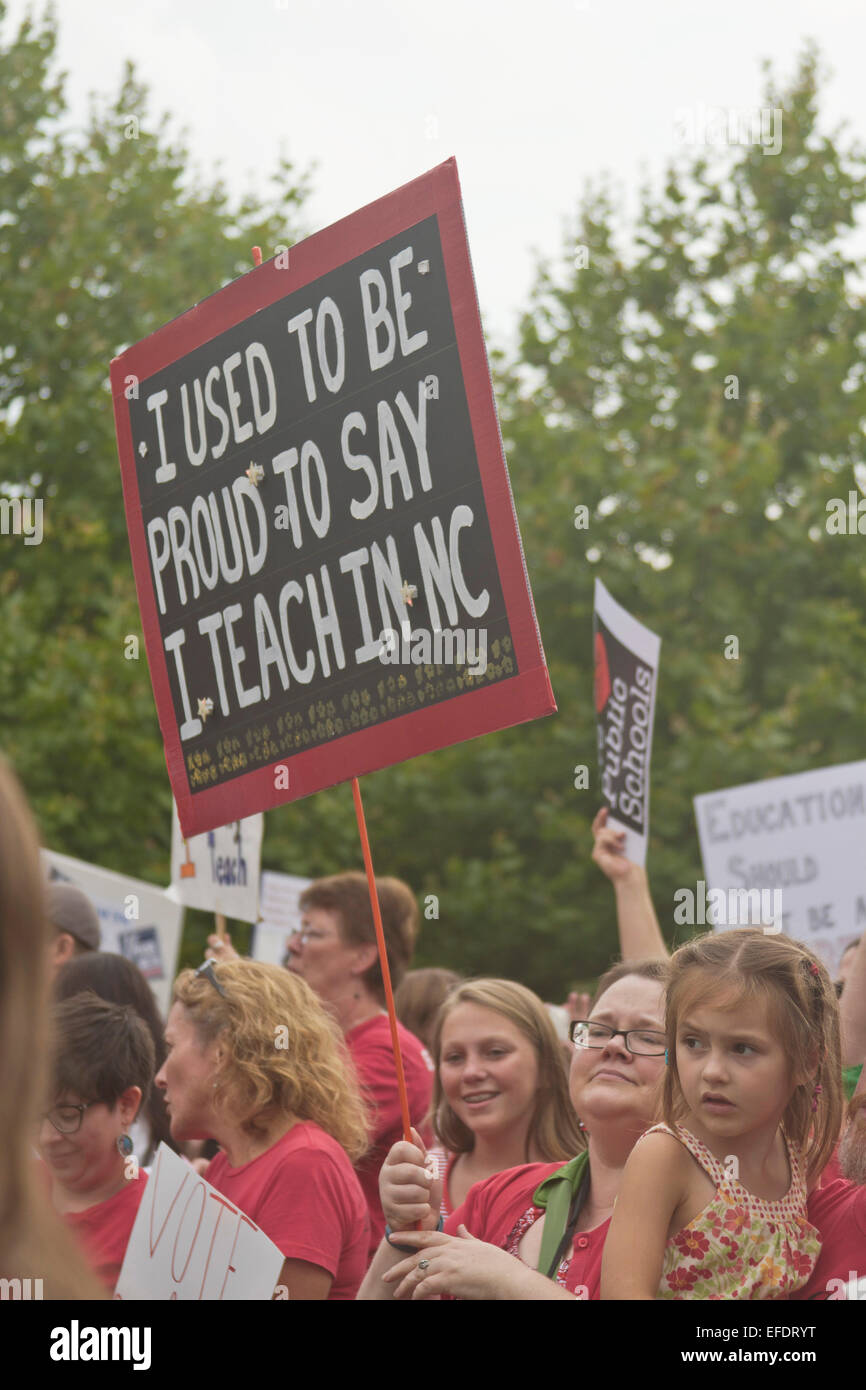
[359, 957, 669, 1300]
[156, 957, 372, 1299]
[39, 992, 155, 1294]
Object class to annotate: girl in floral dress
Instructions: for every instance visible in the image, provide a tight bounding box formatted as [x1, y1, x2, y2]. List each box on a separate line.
[601, 929, 843, 1299]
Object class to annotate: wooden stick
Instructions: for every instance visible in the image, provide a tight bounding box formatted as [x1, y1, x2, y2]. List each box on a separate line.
[215, 912, 227, 940]
[351, 777, 413, 1143]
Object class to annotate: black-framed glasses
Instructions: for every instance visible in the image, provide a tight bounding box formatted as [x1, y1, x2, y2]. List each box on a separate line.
[195, 959, 227, 997]
[42, 1101, 97, 1135]
[569, 1020, 667, 1056]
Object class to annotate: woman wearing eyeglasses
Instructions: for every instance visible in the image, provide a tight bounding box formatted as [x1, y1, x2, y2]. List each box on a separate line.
[156, 958, 372, 1299]
[39, 992, 155, 1294]
[359, 957, 669, 1299]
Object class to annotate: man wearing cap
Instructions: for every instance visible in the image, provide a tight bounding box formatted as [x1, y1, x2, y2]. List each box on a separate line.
[47, 883, 101, 972]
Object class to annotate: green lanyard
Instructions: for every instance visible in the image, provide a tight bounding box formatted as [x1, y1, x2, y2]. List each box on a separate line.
[532, 1151, 591, 1279]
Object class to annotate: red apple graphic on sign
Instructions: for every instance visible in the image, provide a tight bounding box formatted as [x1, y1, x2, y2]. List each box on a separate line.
[594, 632, 611, 713]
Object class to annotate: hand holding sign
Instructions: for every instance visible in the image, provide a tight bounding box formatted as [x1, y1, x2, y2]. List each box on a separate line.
[591, 806, 636, 882]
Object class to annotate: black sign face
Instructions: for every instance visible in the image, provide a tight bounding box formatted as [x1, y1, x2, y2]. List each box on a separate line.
[594, 615, 655, 835]
[113, 161, 554, 834]
[130, 216, 512, 792]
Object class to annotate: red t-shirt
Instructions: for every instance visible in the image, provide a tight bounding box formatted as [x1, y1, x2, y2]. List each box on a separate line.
[445, 1162, 607, 1299]
[791, 1179, 866, 1300]
[63, 1173, 148, 1295]
[817, 1141, 844, 1187]
[205, 1121, 369, 1300]
[346, 1014, 434, 1258]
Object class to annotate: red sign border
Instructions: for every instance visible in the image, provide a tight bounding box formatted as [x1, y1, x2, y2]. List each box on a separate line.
[111, 158, 555, 836]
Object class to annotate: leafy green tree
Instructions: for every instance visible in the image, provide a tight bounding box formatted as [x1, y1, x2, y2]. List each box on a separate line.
[307, 42, 866, 994]
[2, 15, 863, 993]
[0, 3, 309, 890]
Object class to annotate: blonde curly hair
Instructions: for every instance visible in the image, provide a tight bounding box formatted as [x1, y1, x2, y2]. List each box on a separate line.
[173, 960, 370, 1161]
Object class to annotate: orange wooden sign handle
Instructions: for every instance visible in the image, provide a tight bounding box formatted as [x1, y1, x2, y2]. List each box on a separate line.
[351, 777, 414, 1144]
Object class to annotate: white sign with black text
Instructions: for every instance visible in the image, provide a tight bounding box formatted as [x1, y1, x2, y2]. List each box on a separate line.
[43, 849, 183, 1018]
[168, 805, 263, 923]
[694, 760, 866, 976]
[252, 870, 313, 966]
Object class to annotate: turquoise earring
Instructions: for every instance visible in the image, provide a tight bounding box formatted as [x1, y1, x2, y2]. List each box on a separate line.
[664, 1049, 669, 1066]
[116, 1133, 134, 1157]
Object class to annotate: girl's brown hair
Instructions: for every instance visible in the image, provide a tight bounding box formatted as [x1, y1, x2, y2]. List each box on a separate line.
[0, 758, 103, 1297]
[662, 930, 842, 1179]
[430, 978, 585, 1160]
[173, 959, 371, 1161]
[396, 967, 461, 1051]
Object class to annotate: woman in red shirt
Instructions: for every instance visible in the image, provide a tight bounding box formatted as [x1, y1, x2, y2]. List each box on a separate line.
[157, 958, 371, 1299]
[209, 872, 434, 1259]
[359, 957, 669, 1300]
[39, 993, 155, 1293]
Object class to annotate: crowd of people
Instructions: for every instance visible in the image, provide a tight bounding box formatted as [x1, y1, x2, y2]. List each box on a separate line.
[1, 757, 864, 1302]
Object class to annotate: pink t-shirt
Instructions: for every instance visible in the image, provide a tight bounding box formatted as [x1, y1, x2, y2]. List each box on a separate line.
[205, 1122, 370, 1300]
[446, 1162, 607, 1299]
[345, 1014, 434, 1258]
[63, 1173, 148, 1294]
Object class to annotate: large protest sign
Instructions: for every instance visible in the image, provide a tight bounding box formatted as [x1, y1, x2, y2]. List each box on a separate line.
[593, 580, 661, 867]
[252, 869, 312, 965]
[115, 1145, 285, 1300]
[111, 158, 555, 837]
[43, 850, 183, 1017]
[168, 804, 263, 923]
[694, 760, 866, 976]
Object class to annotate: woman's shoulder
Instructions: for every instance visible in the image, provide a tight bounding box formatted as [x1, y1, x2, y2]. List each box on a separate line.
[456, 1161, 566, 1226]
[275, 1120, 357, 1168]
[64, 1172, 148, 1229]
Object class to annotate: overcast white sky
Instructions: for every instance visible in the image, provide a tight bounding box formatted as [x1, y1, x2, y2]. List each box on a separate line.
[5, 0, 866, 347]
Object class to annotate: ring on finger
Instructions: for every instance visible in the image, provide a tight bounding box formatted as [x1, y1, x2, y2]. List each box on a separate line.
[417, 1259, 430, 1271]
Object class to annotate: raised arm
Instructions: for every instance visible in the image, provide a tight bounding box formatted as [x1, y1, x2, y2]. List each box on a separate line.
[840, 934, 866, 1069]
[592, 807, 669, 960]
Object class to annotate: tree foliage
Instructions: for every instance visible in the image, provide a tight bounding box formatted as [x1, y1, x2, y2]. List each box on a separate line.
[1, 15, 863, 992]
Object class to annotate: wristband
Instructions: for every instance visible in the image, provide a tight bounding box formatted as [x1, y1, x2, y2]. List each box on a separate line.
[385, 1214, 444, 1253]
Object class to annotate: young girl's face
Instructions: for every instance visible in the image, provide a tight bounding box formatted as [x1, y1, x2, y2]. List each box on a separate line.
[439, 1002, 540, 1141]
[674, 983, 794, 1137]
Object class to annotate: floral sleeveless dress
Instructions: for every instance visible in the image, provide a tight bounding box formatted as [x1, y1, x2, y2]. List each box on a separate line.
[639, 1123, 820, 1300]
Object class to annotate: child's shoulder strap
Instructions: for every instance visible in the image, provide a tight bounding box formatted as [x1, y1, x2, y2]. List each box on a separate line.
[640, 1123, 727, 1186]
[782, 1130, 809, 1200]
[637, 1121, 677, 1144]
